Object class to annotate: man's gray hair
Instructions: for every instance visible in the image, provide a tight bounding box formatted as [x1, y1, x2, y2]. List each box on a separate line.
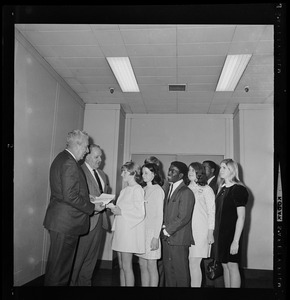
[66, 129, 89, 147]
[88, 143, 101, 153]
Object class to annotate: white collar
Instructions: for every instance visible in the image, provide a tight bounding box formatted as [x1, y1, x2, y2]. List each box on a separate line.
[65, 149, 77, 161]
[170, 179, 183, 194]
[207, 176, 215, 184]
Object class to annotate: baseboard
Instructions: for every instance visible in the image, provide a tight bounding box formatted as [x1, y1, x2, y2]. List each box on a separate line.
[241, 268, 273, 280]
[95, 259, 116, 269]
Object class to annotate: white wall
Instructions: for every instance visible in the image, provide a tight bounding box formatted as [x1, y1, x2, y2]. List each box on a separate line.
[124, 114, 233, 159]
[14, 30, 85, 285]
[234, 104, 273, 270]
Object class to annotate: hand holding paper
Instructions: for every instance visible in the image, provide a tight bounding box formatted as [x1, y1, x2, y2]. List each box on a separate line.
[90, 193, 115, 206]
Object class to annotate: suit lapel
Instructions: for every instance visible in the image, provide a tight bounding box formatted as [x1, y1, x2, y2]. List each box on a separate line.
[82, 163, 101, 194]
[169, 181, 185, 201]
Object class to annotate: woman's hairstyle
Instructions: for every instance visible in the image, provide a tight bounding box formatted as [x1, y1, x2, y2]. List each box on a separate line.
[188, 162, 208, 186]
[66, 129, 88, 147]
[218, 158, 244, 191]
[142, 163, 164, 186]
[121, 161, 142, 184]
[144, 156, 161, 167]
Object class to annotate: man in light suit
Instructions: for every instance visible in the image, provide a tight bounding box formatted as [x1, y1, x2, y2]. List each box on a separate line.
[43, 130, 105, 286]
[161, 161, 195, 287]
[70, 144, 111, 286]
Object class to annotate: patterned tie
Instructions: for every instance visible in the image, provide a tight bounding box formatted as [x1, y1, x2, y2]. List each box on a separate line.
[93, 169, 103, 194]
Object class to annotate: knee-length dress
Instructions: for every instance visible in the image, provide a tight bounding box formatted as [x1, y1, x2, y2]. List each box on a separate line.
[137, 184, 165, 260]
[111, 184, 146, 254]
[188, 184, 215, 258]
[213, 184, 248, 263]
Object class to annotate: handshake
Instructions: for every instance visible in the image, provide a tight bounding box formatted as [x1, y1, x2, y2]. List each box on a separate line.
[89, 194, 116, 212]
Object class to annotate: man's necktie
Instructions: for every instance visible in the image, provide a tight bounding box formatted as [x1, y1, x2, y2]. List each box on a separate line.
[167, 184, 173, 203]
[93, 169, 103, 194]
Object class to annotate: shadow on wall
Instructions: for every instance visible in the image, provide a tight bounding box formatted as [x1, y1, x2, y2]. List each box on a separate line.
[237, 163, 254, 269]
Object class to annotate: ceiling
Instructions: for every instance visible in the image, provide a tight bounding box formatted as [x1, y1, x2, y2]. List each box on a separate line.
[15, 24, 273, 114]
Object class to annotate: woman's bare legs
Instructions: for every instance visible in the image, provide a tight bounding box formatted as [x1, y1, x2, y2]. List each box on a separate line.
[147, 259, 159, 286]
[139, 257, 149, 286]
[222, 262, 241, 288]
[189, 257, 203, 287]
[118, 252, 134, 286]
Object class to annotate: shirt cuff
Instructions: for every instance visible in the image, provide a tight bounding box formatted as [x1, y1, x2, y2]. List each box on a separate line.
[163, 228, 170, 237]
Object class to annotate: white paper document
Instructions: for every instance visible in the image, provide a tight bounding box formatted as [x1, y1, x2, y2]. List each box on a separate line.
[90, 193, 115, 205]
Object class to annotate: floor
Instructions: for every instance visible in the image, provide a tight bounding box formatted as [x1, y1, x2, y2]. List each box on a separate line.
[92, 260, 274, 289]
[17, 262, 277, 300]
[22, 261, 273, 289]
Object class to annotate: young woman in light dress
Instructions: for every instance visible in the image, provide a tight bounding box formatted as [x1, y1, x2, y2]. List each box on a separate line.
[110, 161, 145, 286]
[188, 162, 215, 287]
[137, 163, 165, 286]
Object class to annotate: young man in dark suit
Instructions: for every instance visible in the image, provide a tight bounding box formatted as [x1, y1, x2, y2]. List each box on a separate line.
[161, 161, 195, 287]
[43, 130, 105, 286]
[70, 144, 111, 286]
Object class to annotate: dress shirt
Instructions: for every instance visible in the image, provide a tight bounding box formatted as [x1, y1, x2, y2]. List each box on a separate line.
[170, 179, 184, 196]
[207, 176, 215, 185]
[85, 162, 104, 192]
[65, 149, 77, 161]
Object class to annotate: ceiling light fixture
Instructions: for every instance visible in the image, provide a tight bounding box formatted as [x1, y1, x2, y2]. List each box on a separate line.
[216, 54, 252, 91]
[107, 57, 140, 92]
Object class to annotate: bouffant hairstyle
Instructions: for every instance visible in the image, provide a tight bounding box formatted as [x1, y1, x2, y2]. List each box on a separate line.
[121, 161, 142, 184]
[188, 162, 208, 186]
[142, 163, 164, 186]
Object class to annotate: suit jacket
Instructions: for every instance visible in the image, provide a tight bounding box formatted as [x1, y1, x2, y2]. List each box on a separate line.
[81, 163, 111, 232]
[43, 150, 95, 236]
[208, 176, 218, 195]
[163, 181, 195, 246]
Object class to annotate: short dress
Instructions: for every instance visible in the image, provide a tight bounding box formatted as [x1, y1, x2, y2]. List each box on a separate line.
[213, 184, 248, 263]
[188, 184, 215, 258]
[137, 184, 165, 260]
[111, 184, 146, 254]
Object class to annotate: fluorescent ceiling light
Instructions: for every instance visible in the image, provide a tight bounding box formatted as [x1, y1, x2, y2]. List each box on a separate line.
[107, 57, 140, 92]
[216, 54, 252, 91]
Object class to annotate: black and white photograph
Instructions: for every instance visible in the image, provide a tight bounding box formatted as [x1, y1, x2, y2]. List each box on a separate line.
[2, 4, 286, 300]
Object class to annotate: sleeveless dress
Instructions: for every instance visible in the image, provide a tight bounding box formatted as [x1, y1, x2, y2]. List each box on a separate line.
[137, 184, 165, 260]
[213, 184, 248, 263]
[188, 184, 215, 258]
[111, 184, 146, 254]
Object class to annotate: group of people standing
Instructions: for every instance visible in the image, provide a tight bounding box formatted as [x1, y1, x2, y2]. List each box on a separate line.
[110, 156, 248, 288]
[43, 129, 248, 288]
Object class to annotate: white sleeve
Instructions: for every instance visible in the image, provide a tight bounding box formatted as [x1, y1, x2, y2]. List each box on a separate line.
[121, 186, 145, 228]
[152, 188, 165, 238]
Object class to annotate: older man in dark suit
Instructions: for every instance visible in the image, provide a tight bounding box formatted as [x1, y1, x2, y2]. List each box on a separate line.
[43, 130, 104, 286]
[70, 144, 111, 286]
[161, 161, 195, 287]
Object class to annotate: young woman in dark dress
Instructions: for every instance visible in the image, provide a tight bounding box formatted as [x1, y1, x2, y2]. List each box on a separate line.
[213, 159, 248, 288]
